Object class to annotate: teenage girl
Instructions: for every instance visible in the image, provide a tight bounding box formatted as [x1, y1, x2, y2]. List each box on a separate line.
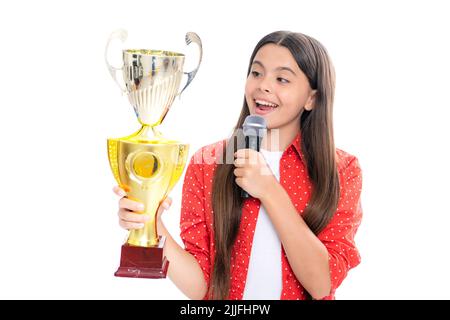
[113, 31, 363, 300]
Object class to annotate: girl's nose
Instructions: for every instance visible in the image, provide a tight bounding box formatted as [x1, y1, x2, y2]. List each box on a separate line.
[259, 78, 272, 93]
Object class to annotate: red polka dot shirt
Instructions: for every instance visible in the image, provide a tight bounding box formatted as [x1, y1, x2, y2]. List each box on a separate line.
[180, 132, 363, 300]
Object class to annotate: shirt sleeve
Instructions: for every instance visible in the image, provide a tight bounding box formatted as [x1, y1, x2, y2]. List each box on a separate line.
[318, 156, 363, 299]
[179, 152, 211, 290]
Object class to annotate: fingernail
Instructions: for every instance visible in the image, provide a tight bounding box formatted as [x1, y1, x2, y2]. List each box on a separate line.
[138, 223, 145, 228]
[137, 204, 144, 210]
[143, 215, 150, 221]
[119, 191, 126, 197]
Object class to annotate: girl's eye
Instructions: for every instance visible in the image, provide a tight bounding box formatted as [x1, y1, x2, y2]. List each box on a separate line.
[277, 77, 289, 83]
[251, 71, 261, 77]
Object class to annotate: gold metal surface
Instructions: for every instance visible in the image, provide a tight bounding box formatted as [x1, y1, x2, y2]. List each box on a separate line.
[108, 126, 188, 247]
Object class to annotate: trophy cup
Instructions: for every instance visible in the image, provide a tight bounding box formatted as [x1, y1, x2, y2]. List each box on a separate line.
[105, 30, 202, 278]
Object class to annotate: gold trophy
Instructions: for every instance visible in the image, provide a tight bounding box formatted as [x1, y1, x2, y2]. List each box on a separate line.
[105, 30, 202, 278]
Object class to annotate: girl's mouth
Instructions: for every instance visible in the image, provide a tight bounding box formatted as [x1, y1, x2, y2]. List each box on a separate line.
[254, 99, 279, 115]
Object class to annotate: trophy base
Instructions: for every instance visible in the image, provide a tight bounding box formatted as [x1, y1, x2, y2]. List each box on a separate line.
[114, 236, 169, 279]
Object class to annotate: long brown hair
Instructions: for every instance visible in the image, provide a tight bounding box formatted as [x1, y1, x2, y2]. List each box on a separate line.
[209, 31, 340, 299]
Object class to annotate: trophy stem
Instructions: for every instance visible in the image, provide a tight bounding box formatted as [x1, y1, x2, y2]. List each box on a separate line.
[122, 124, 163, 143]
[136, 125, 162, 140]
[127, 213, 159, 247]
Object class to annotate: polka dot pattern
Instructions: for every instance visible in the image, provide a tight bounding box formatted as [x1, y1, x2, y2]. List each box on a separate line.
[180, 132, 363, 300]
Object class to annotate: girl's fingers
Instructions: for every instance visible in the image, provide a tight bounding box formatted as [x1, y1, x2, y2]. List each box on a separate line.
[233, 168, 244, 177]
[119, 219, 145, 230]
[119, 197, 145, 212]
[157, 197, 172, 217]
[114, 186, 171, 211]
[234, 149, 256, 159]
[118, 209, 149, 223]
[234, 158, 246, 167]
[113, 186, 126, 197]
[162, 197, 172, 210]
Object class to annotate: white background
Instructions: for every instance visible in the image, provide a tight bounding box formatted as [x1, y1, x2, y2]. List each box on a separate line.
[0, 0, 449, 299]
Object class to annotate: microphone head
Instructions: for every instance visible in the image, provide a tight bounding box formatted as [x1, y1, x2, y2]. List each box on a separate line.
[243, 115, 267, 137]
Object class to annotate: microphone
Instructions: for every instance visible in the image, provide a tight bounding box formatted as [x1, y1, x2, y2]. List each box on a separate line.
[240, 115, 267, 198]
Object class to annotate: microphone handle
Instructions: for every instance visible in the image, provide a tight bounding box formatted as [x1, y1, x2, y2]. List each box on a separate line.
[241, 135, 261, 198]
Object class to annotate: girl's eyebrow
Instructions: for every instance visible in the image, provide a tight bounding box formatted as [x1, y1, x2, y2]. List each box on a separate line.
[252, 60, 297, 76]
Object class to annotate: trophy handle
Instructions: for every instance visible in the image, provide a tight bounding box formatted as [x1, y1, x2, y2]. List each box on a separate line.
[178, 32, 203, 97]
[105, 29, 128, 94]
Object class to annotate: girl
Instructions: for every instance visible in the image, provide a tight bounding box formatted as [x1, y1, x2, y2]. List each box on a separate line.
[114, 31, 363, 300]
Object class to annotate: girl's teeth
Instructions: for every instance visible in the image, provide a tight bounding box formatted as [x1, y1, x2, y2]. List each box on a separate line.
[255, 100, 278, 107]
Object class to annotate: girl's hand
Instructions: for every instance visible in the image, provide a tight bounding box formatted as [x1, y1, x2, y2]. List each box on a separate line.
[233, 149, 279, 200]
[113, 186, 172, 230]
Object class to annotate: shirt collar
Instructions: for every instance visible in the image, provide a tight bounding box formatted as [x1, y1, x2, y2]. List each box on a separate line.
[285, 131, 303, 161]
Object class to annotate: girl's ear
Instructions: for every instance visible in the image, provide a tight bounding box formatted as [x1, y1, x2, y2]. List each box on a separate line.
[304, 90, 317, 111]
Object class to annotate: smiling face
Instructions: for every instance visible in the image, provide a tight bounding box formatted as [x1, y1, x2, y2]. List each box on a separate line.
[245, 43, 317, 135]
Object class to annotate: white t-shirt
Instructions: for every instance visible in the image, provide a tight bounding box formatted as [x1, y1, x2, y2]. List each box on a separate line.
[242, 148, 283, 300]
